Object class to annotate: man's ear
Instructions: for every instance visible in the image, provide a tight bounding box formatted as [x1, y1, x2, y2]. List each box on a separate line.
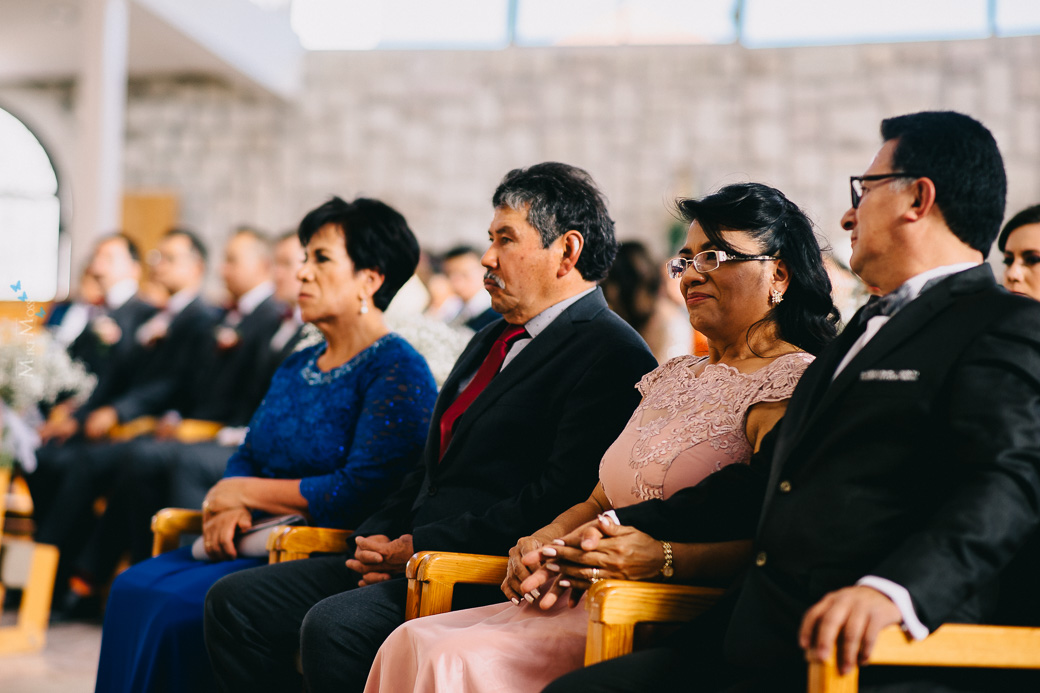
[904, 177, 938, 222]
[557, 230, 585, 278]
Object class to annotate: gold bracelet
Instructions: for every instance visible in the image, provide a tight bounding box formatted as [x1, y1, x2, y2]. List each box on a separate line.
[660, 540, 673, 579]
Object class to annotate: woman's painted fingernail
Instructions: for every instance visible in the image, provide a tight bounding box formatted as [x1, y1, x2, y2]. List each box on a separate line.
[552, 539, 565, 546]
[530, 588, 540, 599]
[541, 547, 557, 556]
[546, 562, 560, 572]
[559, 580, 571, 588]
[510, 597, 520, 606]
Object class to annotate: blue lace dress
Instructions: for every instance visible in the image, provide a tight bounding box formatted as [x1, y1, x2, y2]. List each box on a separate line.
[94, 334, 437, 693]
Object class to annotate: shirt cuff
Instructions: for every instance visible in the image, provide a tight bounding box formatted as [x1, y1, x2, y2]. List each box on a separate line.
[856, 575, 930, 641]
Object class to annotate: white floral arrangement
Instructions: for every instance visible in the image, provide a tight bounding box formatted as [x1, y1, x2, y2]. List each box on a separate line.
[385, 314, 473, 388]
[0, 319, 96, 413]
[292, 318, 471, 388]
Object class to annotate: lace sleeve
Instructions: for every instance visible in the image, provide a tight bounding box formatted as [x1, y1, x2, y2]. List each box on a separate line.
[636, 355, 702, 398]
[298, 350, 437, 528]
[747, 352, 815, 405]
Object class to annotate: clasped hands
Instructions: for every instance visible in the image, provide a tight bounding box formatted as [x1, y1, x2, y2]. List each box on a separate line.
[346, 534, 415, 587]
[502, 515, 666, 610]
[502, 515, 903, 677]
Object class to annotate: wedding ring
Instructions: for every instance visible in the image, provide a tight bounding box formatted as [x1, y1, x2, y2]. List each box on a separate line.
[591, 567, 600, 581]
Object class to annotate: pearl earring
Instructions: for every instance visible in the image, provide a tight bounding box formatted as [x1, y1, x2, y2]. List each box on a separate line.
[359, 297, 369, 315]
[770, 289, 784, 306]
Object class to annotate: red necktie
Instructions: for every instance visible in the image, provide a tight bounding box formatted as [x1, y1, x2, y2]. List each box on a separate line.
[438, 324, 528, 460]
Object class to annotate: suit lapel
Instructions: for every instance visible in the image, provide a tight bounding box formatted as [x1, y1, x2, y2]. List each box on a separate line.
[771, 265, 993, 474]
[437, 289, 606, 466]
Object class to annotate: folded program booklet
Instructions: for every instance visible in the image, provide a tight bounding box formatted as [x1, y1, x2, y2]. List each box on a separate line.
[190, 513, 308, 561]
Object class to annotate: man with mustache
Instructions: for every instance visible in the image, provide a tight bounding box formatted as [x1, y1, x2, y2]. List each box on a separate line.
[205, 162, 658, 693]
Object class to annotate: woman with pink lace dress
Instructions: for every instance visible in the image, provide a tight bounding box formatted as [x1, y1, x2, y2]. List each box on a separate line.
[364, 183, 842, 693]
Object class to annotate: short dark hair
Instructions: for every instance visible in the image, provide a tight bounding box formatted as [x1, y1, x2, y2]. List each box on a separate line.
[601, 241, 661, 333]
[98, 232, 141, 264]
[880, 111, 1006, 255]
[492, 162, 617, 282]
[676, 182, 840, 356]
[442, 245, 481, 262]
[998, 204, 1040, 252]
[163, 228, 208, 265]
[297, 196, 420, 311]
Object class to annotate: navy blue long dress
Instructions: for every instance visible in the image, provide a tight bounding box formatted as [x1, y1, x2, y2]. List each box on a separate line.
[94, 334, 436, 693]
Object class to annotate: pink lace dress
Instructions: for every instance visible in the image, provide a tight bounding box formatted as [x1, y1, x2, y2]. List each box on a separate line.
[363, 353, 813, 693]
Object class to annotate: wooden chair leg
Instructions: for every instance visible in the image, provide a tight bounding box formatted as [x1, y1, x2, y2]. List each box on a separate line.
[807, 656, 859, 693]
[584, 621, 636, 666]
[418, 578, 459, 618]
[0, 541, 60, 654]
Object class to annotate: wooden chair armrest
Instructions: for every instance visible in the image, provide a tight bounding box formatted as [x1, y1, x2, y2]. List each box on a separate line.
[266, 526, 353, 563]
[584, 579, 725, 666]
[404, 551, 509, 620]
[808, 623, 1040, 693]
[110, 416, 158, 442]
[150, 508, 203, 556]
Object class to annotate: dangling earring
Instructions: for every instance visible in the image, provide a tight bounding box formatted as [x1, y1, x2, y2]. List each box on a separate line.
[359, 296, 369, 315]
[770, 288, 784, 306]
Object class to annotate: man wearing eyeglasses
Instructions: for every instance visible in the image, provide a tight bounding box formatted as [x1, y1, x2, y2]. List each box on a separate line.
[546, 111, 1040, 692]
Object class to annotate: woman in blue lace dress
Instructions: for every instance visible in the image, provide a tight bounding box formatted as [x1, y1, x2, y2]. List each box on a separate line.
[94, 197, 438, 693]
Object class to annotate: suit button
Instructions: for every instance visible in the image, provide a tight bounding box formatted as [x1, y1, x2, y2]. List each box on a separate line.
[778, 480, 792, 494]
[427, 485, 437, 496]
[755, 551, 767, 567]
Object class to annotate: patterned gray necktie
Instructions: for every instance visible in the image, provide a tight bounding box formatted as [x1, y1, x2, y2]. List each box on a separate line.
[857, 276, 945, 326]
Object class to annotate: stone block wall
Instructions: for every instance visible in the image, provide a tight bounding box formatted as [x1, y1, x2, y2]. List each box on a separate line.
[13, 34, 1040, 284]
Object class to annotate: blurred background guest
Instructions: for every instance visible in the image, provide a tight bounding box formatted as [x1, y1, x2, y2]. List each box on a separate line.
[602, 240, 701, 364]
[46, 269, 105, 348]
[419, 251, 462, 323]
[40, 234, 157, 439]
[94, 195, 437, 693]
[56, 228, 303, 615]
[442, 245, 500, 330]
[29, 229, 220, 615]
[1000, 203, 1040, 301]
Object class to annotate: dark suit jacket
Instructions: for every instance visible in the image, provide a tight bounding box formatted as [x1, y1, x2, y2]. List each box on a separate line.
[68, 296, 157, 405]
[620, 266, 1040, 674]
[186, 295, 288, 426]
[353, 288, 657, 556]
[464, 306, 500, 332]
[93, 296, 222, 423]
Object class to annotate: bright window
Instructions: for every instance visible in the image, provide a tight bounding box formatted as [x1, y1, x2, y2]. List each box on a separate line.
[280, 0, 1040, 49]
[0, 106, 60, 303]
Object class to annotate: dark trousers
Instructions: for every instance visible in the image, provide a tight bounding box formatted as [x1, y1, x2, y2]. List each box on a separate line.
[30, 439, 137, 595]
[204, 552, 503, 693]
[72, 438, 232, 582]
[204, 553, 393, 693]
[75, 438, 177, 578]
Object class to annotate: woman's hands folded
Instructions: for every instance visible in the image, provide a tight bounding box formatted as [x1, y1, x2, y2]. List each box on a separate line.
[519, 515, 666, 609]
